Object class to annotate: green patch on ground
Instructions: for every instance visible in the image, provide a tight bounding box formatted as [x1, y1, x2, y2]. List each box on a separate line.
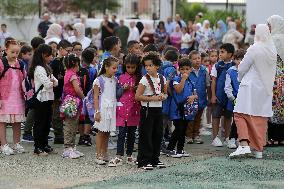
[70, 147, 284, 189]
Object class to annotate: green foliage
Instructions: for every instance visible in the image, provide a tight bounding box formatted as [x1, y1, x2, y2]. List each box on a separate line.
[70, 0, 121, 16]
[0, 0, 38, 17]
[176, 1, 242, 26]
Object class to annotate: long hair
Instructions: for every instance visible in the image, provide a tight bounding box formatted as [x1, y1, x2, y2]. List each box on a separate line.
[28, 44, 52, 79]
[123, 54, 142, 86]
[98, 56, 119, 77]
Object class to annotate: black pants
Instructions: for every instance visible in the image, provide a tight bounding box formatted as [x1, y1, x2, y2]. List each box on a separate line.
[137, 107, 163, 167]
[33, 100, 53, 149]
[167, 119, 188, 152]
[268, 122, 284, 141]
[117, 124, 137, 156]
[229, 117, 238, 139]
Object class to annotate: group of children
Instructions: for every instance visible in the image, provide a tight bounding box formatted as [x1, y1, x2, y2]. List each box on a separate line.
[0, 34, 247, 170]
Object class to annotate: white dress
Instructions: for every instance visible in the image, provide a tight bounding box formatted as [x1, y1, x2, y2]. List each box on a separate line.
[93, 75, 117, 132]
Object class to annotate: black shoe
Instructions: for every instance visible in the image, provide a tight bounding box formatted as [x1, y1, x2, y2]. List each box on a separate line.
[78, 136, 85, 145]
[34, 148, 48, 156]
[43, 145, 54, 153]
[54, 137, 64, 144]
[153, 161, 166, 168]
[84, 135, 92, 146]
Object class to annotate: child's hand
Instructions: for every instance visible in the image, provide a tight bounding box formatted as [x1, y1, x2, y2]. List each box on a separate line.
[151, 95, 161, 101]
[187, 95, 197, 104]
[94, 112, 101, 123]
[158, 94, 167, 101]
[123, 84, 130, 90]
[181, 73, 189, 81]
[211, 95, 217, 104]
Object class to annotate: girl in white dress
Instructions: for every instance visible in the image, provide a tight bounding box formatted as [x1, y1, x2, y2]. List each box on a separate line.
[93, 56, 119, 164]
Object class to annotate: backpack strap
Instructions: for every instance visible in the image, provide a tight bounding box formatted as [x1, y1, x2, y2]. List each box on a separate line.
[97, 76, 105, 94]
[0, 57, 25, 79]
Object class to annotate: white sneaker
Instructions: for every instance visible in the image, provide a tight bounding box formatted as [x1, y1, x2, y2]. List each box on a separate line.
[62, 148, 80, 159]
[227, 138, 237, 149]
[253, 151, 263, 159]
[229, 146, 251, 157]
[95, 157, 106, 165]
[107, 139, 117, 150]
[177, 150, 191, 157]
[223, 138, 229, 146]
[1, 144, 14, 155]
[13, 143, 25, 153]
[73, 147, 84, 157]
[200, 128, 212, 136]
[212, 137, 223, 147]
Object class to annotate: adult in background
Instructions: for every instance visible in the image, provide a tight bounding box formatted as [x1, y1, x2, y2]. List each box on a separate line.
[44, 23, 62, 45]
[165, 17, 175, 35]
[266, 15, 284, 146]
[214, 20, 227, 48]
[127, 21, 140, 43]
[222, 21, 244, 50]
[101, 14, 114, 51]
[114, 20, 129, 54]
[38, 13, 52, 38]
[244, 24, 256, 46]
[140, 23, 154, 46]
[170, 24, 182, 50]
[111, 15, 119, 29]
[0, 24, 11, 47]
[68, 23, 91, 50]
[229, 24, 277, 159]
[154, 21, 169, 52]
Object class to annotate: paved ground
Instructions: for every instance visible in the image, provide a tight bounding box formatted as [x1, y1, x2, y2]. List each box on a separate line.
[0, 127, 283, 189]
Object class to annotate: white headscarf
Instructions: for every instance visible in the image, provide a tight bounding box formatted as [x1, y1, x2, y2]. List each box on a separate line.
[248, 24, 277, 95]
[267, 15, 284, 60]
[45, 23, 62, 39]
[73, 23, 86, 41]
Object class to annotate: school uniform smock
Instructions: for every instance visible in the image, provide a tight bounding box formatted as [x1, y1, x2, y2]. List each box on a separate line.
[116, 73, 140, 127]
[234, 47, 277, 117]
[93, 75, 117, 132]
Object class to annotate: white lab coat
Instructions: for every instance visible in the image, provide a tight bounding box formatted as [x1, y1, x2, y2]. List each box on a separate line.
[234, 52, 275, 117]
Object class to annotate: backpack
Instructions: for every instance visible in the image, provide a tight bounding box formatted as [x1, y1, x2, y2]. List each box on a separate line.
[82, 76, 123, 123]
[171, 78, 198, 120]
[0, 57, 24, 79]
[22, 76, 44, 110]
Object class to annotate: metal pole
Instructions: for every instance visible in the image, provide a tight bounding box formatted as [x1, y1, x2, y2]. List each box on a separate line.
[226, 0, 229, 11]
[173, 0, 176, 18]
[38, 0, 42, 18]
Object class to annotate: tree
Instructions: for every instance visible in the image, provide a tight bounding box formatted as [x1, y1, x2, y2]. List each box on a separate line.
[176, 0, 208, 22]
[43, 0, 69, 15]
[0, 0, 39, 41]
[70, 0, 121, 17]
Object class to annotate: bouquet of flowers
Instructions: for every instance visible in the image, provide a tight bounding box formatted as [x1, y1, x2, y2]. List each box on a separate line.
[60, 95, 81, 118]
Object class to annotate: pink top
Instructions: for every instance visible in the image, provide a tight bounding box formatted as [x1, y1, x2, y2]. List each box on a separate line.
[0, 59, 25, 115]
[116, 73, 140, 127]
[170, 35, 181, 50]
[63, 69, 81, 97]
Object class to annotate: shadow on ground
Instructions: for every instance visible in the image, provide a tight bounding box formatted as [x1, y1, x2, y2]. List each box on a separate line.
[70, 147, 284, 189]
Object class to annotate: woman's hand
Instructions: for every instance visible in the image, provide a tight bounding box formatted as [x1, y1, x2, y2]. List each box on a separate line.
[94, 112, 101, 123]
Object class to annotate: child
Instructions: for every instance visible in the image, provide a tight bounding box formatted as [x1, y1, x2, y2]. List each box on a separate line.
[78, 48, 97, 146]
[207, 49, 219, 75]
[93, 56, 119, 165]
[48, 41, 58, 58]
[201, 52, 210, 69]
[127, 40, 143, 57]
[72, 42, 83, 58]
[135, 52, 167, 170]
[167, 58, 197, 157]
[0, 39, 25, 155]
[18, 45, 33, 72]
[210, 43, 235, 147]
[28, 44, 58, 155]
[187, 51, 210, 144]
[50, 39, 73, 144]
[224, 49, 245, 149]
[62, 54, 85, 159]
[108, 54, 142, 167]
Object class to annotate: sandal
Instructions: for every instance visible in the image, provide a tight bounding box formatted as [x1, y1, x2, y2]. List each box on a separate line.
[126, 156, 137, 165]
[265, 139, 278, 147]
[187, 138, 194, 144]
[108, 157, 123, 167]
[194, 136, 204, 144]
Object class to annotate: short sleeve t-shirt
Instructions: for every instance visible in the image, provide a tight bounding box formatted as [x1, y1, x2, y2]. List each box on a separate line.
[210, 63, 218, 78]
[139, 74, 166, 107]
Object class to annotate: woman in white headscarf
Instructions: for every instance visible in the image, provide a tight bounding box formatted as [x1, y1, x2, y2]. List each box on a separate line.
[229, 24, 277, 159]
[222, 21, 243, 50]
[198, 20, 214, 53]
[68, 23, 91, 50]
[266, 15, 284, 146]
[45, 23, 62, 44]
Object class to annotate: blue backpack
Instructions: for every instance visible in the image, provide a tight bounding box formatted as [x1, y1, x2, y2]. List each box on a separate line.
[82, 76, 123, 123]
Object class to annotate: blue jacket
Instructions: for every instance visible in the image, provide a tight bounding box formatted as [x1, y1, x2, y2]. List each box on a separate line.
[189, 65, 207, 110]
[226, 66, 239, 111]
[215, 60, 235, 107]
[169, 75, 194, 121]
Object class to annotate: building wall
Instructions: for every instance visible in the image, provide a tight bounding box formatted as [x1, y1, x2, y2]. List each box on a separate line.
[246, 0, 284, 27]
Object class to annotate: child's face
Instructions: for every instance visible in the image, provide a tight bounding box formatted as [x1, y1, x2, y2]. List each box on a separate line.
[43, 54, 53, 64]
[60, 46, 72, 57]
[72, 45, 82, 57]
[128, 43, 142, 56]
[202, 56, 210, 66]
[6, 44, 20, 61]
[105, 61, 118, 76]
[22, 52, 33, 61]
[112, 41, 121, 56]
[179, 66, 192, 75]
[234, 58, 242, 66]
[219, 49, 232, 62]
[209, 52, 218, 64]
[125, 63, 137, 75]
[144, 60, 159, 75]
[190, 54, 201, 68]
